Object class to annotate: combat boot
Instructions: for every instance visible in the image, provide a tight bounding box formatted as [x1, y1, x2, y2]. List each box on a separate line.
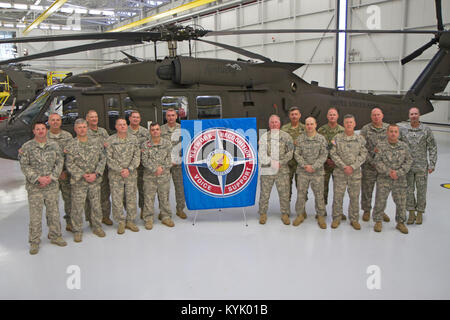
[362, 211, 370, 222]
[383, 213, 390, 223]
[93, 228, 106, 238]
[140, 210, 144, 220]
[317, 216, 327, 229]
[407, 211, 416, 225]
[51, 237, 67, 247]
[302, 212, 307, 219]
[341, 214, 347, 221]
[259, 214, 267, 225]
[396, 223, 409, 234]
[374, 221, 382, 233]
[281, 214, 291, 225]
[145, 220, 153, 230]
[66, 224, 73, 232]
[350, 221, 361, 231]
[158, 213, 163, 221]
[102, 217, 113, 226]
[126, 221, 140, 232]
[176, 210, 187, 219]
[117, 222, 126, 235]
[162, 218, 175, 227]
[293, 214, 304, 226]
[416, 212, 423, 225]
[74, 233, 82, 243]
[29, 244, 39, 255]
[331, 217, 341, 229]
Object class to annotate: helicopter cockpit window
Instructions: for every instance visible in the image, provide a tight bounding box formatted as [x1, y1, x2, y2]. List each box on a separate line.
[106, 97, 120, 130]
[47, 95, 78, 126]
[17, 91, 50, 125]
[196, 96, 222, 119]
[161, 96, 188, 123]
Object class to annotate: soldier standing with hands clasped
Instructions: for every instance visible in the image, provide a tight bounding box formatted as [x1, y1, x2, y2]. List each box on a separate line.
[106, 118, 141, 235]
[19, 122, 67, 255]
[372, 124, 412, 234]
[65, 119, 107, 242]
[141, 123, 175, 229]
[292, 117, 328, 229]
[329, 115, 367, 230]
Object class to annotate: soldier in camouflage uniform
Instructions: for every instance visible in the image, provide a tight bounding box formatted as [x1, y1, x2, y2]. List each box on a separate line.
[19, 122, 67, 255]
[400, 107, 437, 225]
[293, 117, 328, 229]
[281, 106, 305, 205]
[65, 119, 107, 242]
[86, 110, 112, 225]
[141, 123, 175, 229]
[329, 115, 368, 230]
[161, 108, 186, 219]
[46, 113, 73, 231]
[317, 108, 345, 210]
[127, 111, 150, 219]
[372, 124, 412, 234]
[106, 118, 141, 234]
[258, 115, 294, 225]
[360, 108, 390, 223]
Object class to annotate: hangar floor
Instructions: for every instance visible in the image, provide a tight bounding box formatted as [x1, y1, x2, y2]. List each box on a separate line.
[0, 126, 449, 300]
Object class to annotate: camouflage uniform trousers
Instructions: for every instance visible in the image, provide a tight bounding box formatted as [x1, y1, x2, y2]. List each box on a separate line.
[137, 165, 145, 210]
[71, 181, 103, 233]
[109, 171, 138, 223]
[85, 168, 111, 221]
[372, 176, 407, 223]
[288, 164, 298, 201]
[58, 176, 72, 226]
[361, 165, 378, 212]
[258, 173, 290, 216]
[170, 165, 185, 212]
[143, 173, 172, 222]
[406, 169, 428, 212]
[323, 165, 334, 205]
[332, 171, 361, 222]
[295, 172, 326, 217]
[26, 184, 62, 245]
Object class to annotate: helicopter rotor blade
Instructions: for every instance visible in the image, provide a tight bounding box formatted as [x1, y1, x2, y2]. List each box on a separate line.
[436, 0, 444, 31]
[0, 40, 140, 65]
[401, 38, 438, 65]
[120, 51, 142, 63]
[196, 39, 272, 62]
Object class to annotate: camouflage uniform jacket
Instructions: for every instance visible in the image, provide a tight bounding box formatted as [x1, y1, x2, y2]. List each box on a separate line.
[141, 138, 172, 177]
[294, 133, 328, 175]
[281, 122, 305, 168]
[128, 126, 150, 146]
[19, 139, 63, 188]
[330, 133, 367, 177]
[258, 130, 294, 175]
[360, 122, 389, 168]
[318, 123, 344, 159]
[105, 133, 140, 174]
[373, 140, 412, 178]
[65, 138, 106, 184]
[161, 122, 181, 165]
[400, 123, 437, 172]
[87, 127, 109, 145]
[47, 129, 73, 171]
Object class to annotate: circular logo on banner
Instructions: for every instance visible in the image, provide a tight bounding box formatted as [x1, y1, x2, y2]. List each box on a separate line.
[184, 128, 257, 197]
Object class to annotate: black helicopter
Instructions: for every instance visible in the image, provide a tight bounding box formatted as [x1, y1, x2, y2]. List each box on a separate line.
[0, 1, 448, 160]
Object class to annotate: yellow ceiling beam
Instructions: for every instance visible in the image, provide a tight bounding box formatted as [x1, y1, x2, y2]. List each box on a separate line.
[108, 0, 217, 32]
[23, 0, 69, 35]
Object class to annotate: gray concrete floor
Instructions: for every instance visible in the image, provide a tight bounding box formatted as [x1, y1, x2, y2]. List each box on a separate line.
[0, 126, 449, 299]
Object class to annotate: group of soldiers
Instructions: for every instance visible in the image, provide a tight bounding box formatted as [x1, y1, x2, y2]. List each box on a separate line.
[20, 109, 186, 255]
[258, 106, 437, 234]
[19, 105, 437, 255]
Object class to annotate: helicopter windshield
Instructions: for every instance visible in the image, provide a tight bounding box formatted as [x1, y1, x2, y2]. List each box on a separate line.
[16, 91, 50, 125]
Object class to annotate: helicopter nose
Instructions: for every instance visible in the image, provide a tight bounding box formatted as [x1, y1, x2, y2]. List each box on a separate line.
[0, 120, 16, 160]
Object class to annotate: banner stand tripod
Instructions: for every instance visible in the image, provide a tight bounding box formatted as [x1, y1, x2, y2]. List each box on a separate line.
[191, 208, 248, 227]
